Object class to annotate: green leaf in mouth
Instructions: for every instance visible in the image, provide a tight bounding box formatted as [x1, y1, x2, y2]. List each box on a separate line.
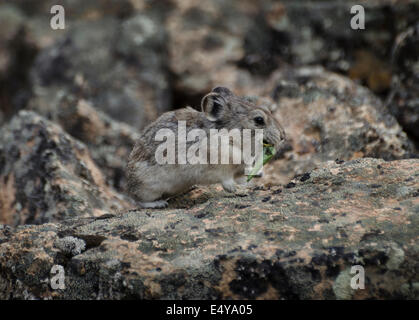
[246, 144, 276, 182]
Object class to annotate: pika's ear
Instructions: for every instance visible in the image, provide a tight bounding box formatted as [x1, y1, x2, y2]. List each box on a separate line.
[201, 93, 228, 121]
[212, 86, 233, 97]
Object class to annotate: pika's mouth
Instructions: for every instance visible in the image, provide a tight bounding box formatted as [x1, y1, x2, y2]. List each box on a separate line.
[263, 139, 272, 146]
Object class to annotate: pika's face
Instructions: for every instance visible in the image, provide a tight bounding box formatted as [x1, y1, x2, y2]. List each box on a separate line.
[201, 87, 286, 152]
[239, 104, 286, 151]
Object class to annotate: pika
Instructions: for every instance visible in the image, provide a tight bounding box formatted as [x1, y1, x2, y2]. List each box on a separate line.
[126, 87, 285, 208]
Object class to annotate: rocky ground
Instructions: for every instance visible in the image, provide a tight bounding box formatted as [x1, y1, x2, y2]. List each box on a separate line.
[1, 158, 418, 299]
[0, 0, 418, 299]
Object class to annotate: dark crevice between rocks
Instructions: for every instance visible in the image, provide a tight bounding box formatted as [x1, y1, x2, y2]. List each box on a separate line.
[94, 213, 116, 220]
[57, 231, 107, 251]
[35, 37, 73, 87]
[0, 27, 38, 121]
[228, 258, 302, 300]
[229, 259, 270, 299]
[170, 81, 206, 112]
[118, 225, 140, 242]
[237, 15, 292, 77]
[73, 234, 107, 250]
[0, 265, 19, 299]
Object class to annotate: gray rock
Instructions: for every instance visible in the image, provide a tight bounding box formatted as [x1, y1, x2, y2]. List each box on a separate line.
[30, 95, 139, 191]
[0, 111, 131, 226]
[387, 22, 419, 142]
[259, 66, 417, 185]
[29, 13, 171, 129]
[0, 4, 38, 123]
[0, 158, 417, 299]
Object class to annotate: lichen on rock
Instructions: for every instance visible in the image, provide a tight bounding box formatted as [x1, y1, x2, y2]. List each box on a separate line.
[0, 111, 130, 226]
[0, 158, 417, 299]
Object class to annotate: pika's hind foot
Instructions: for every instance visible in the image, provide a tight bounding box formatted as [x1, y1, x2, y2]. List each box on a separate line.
[138, 200, 168, 209]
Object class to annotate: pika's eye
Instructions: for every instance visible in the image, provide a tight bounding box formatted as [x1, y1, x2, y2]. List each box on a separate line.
[254, 116, 265, 126]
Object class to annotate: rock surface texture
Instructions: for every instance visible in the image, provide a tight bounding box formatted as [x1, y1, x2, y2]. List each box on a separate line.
[28, 14, 171, 129]
[0, 158, 418, 299]
[0, 111, 130, 227]
[261, 67, 416, 185]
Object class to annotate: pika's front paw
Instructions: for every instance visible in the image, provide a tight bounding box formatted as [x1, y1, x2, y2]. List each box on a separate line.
[222, 180, 249, 196]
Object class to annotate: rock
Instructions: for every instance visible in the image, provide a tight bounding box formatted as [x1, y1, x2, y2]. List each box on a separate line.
[29, 11, 171, 129]
[0, 0, 136, 123]
[29, 95, 139, 191]
[12, 0, 134, 19]
[166, 0, 274, 95]
[0, 4, 39, 123]
[0, 158, 418, 299]
[386, 22, 419, 143]
[166, 0, 419, 100]
[0, 111, 130, 227]
[266, 1, 418, 76]
[2, 0, 419, 129]
[260, 66, 416, 185]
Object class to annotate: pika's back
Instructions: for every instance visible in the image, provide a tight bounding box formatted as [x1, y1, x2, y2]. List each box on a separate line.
[128, 107, 207, 164]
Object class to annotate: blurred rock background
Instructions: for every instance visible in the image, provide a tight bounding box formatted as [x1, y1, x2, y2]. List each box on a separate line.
[0, 0, 418, 224]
